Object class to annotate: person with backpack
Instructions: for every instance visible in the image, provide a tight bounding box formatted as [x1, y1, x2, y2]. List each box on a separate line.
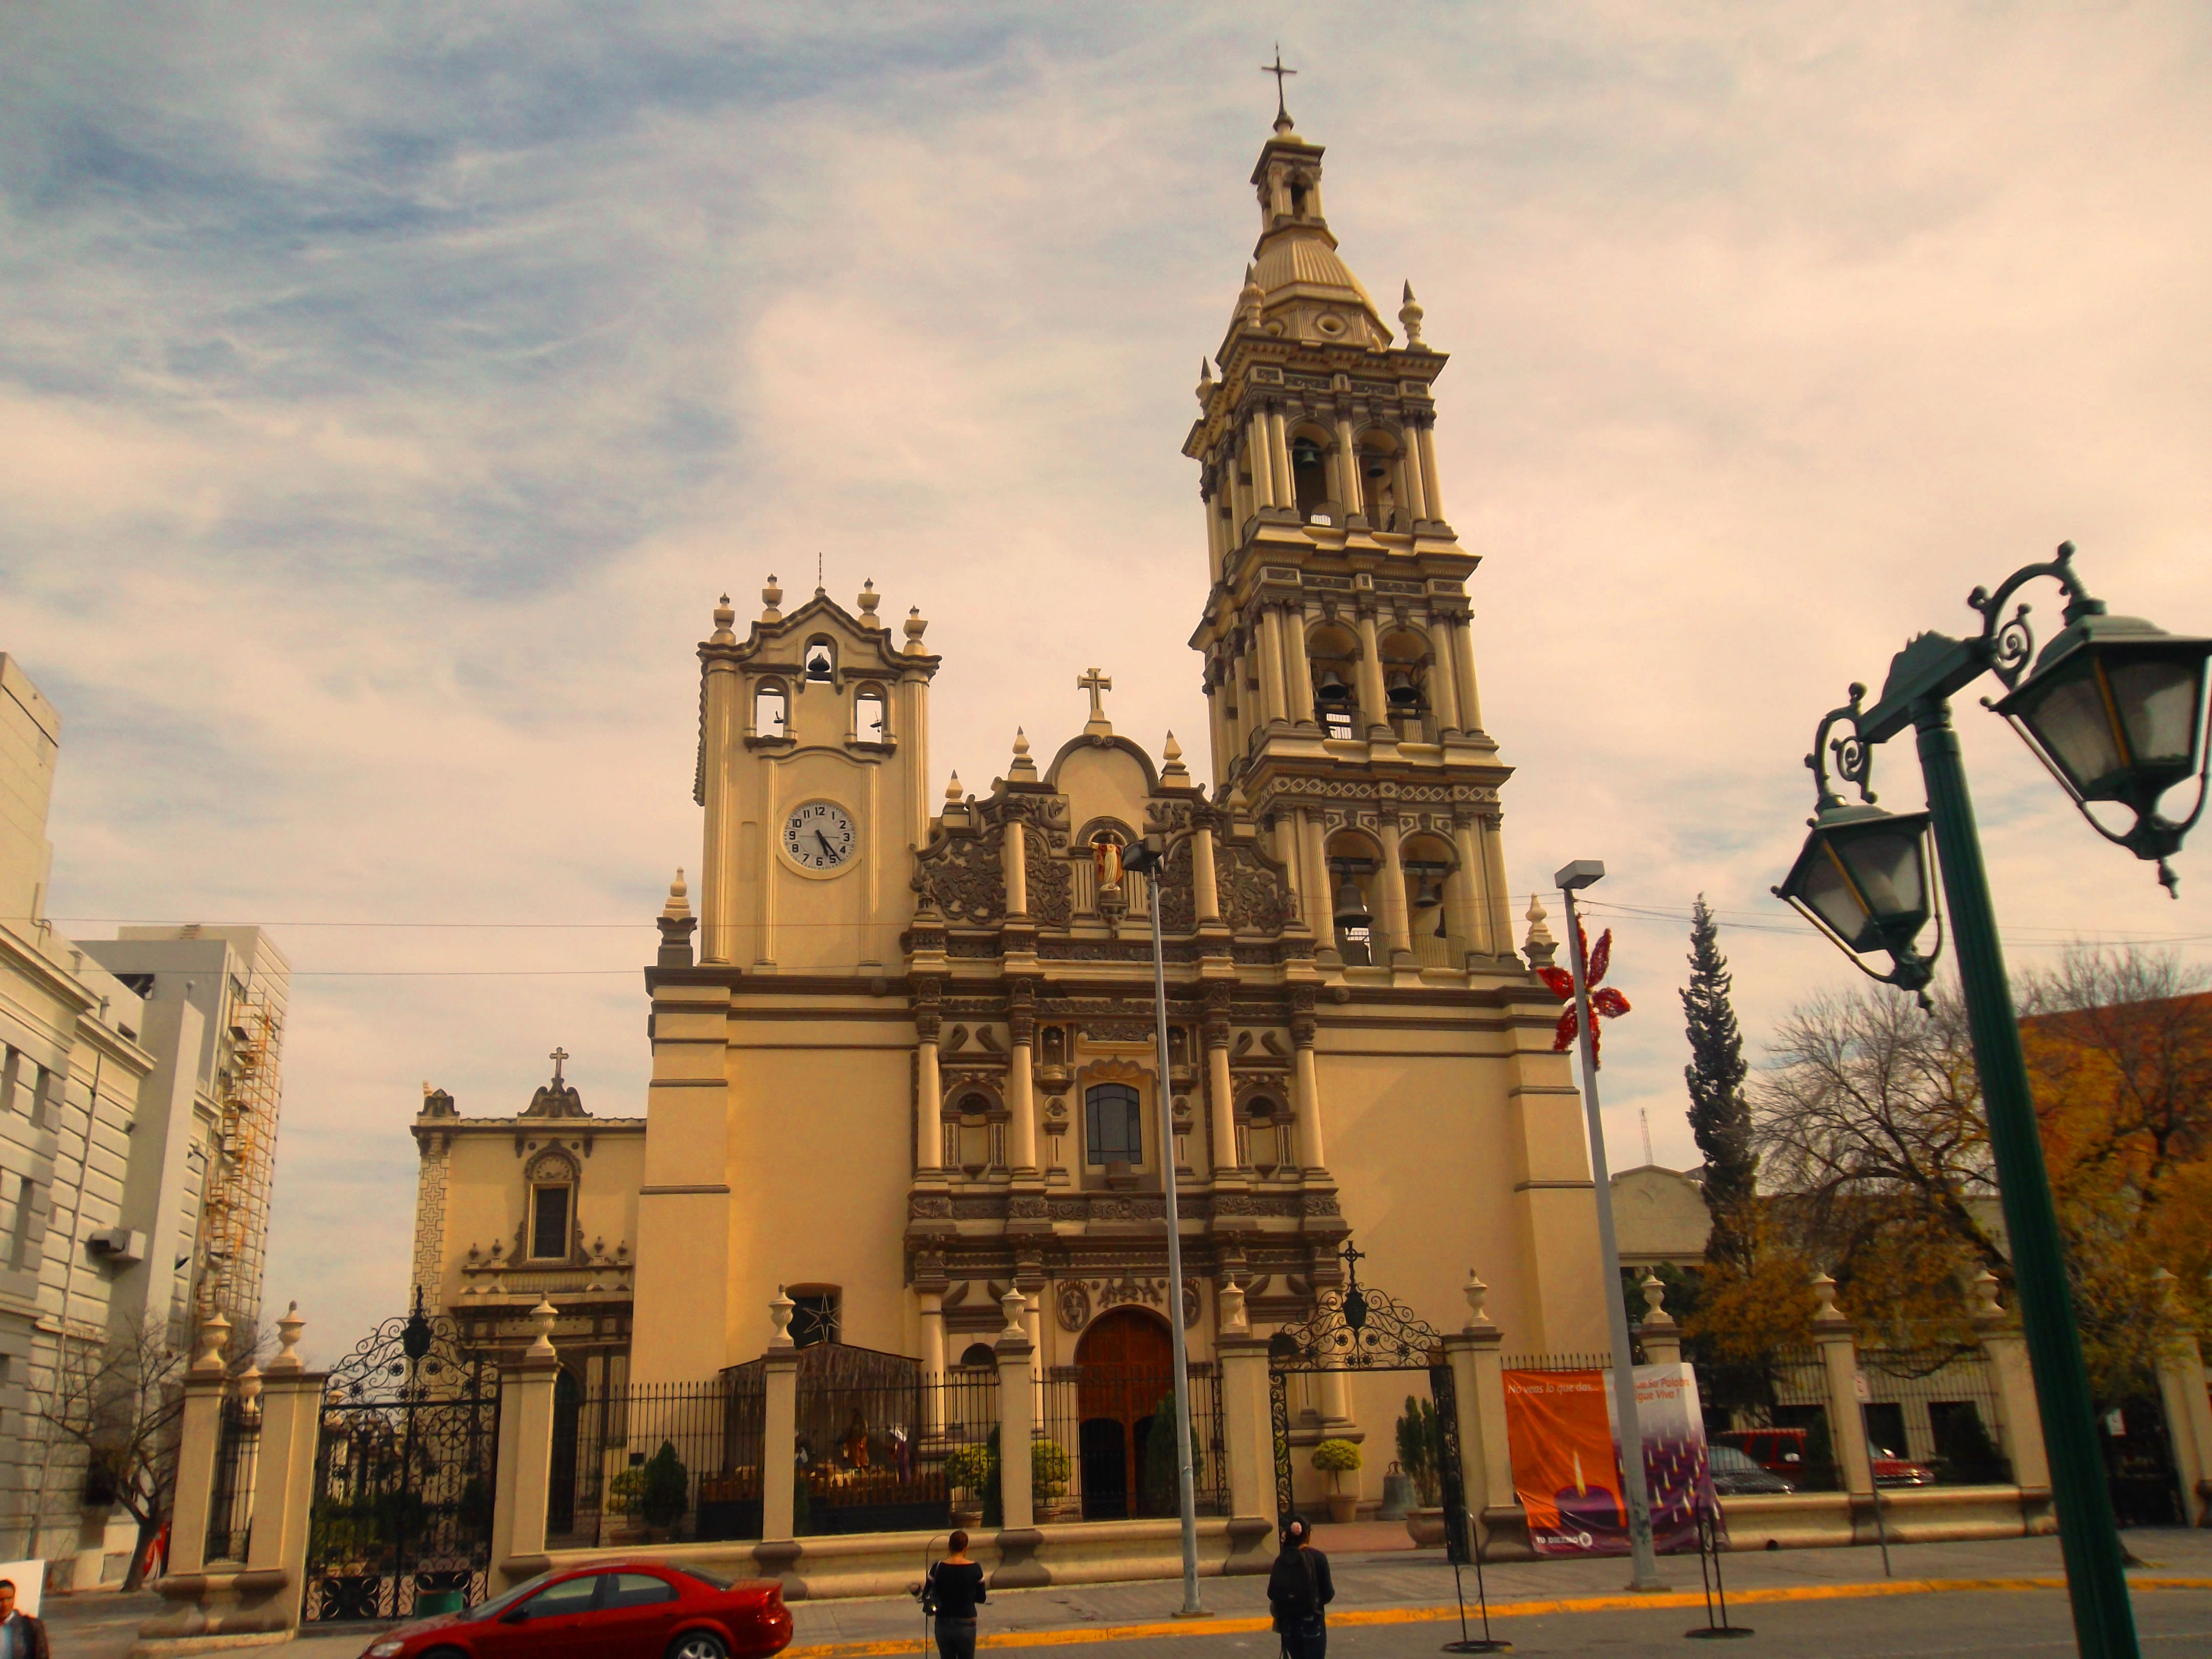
[1267, 1513, 1335, 1659]
[921, 1528, 987, 1659]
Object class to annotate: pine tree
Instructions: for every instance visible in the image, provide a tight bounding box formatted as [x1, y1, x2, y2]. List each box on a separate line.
[1681, 895, 1756, 1266]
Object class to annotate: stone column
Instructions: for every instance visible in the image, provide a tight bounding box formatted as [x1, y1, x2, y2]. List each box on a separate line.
[916, 1011, 943, 1174]
[245, 1346, 326, 1629]
[1003, 812, 1028, 918]
[1448, 816, 1487, 961]
[1268, 407, 1293, 507]
[995, 1291, 1036, 1529]
[1426, 622, 1462, 737]
[1247, 411, 1277, 509]
[1291, 995, 1327, 1169]
[1283, 604, 1317, 729]
[1257, 606, 1289, 728]
[700, 600, 741, 965]
[762, 1292, 800, 1542]
[1479, 816, 1514, 965]
[1334, 417, 1361, 521]
[1193, 823, 1222, 925]
[1635, 1275, 1682, 1367]
[1398, 424, 1430, 522]
[1354, 608, 1390, 740]
[920, 1291, 947, 1434]
[1417, 420, 1445, 524]
[1216, 1288, 1275, 1519]
[2151, 1268, 2212, 1525]
[1376, 818, 1414, 965]
[166, 1313, 233, 1579]
[1301, 810, 1334, 948]
[1008, 991, 1039, 1178]
[1811, 1274, 1873, 1496]
[1448, 619, 1484, 733]
[491, 1302, 562, 1582]
[1969, 1271, 2049, 1492]
[1205, 993, 1237, 1175]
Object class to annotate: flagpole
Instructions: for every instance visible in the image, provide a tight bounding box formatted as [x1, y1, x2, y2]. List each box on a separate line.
[1555, 859, 1665, 1593]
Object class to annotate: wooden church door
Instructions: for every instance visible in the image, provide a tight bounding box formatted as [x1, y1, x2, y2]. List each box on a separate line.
[1075, 1308, 1176, 1520]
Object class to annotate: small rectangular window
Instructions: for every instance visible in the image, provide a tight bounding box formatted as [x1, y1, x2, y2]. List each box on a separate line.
[7, 1176, 35, 1271]
[1085, 1084, 1144, 1165]
[530, 1184, 571, 1260]
[29, 1066, 51, 1128]
[790, 1291, 840, 1349]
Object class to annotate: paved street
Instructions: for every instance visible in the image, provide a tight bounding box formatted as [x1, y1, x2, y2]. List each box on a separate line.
[43, 1528, 2212, 1659]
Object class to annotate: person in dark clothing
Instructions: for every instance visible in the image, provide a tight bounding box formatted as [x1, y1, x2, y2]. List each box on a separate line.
[924, 1528, 987, 1659]
[1266, 1514, 1335, 1659]
[0, 1580, 50, 1659]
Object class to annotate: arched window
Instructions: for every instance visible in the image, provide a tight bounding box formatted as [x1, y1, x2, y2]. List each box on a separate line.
[803, 638, 836, 683]
[854, 685, 887, 743]
[957, 1342, 997, 1369]
[753, 681, 789, 739]
[1085, 1083, 1144, 1166]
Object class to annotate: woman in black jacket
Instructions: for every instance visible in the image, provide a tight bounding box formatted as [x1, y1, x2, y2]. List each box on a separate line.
[1266, 1514, 1335, 1659]
[924, 1529, 987, 1659]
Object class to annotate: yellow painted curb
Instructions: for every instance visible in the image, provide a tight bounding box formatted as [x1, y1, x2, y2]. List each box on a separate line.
[781, 1572, 2212, 1659]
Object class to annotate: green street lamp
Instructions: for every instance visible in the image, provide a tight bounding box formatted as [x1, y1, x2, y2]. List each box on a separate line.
[1774, 542, 2211, 1659]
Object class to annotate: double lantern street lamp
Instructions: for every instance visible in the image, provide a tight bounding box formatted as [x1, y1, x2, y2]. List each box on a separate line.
[1773, 542, 2212, 1659]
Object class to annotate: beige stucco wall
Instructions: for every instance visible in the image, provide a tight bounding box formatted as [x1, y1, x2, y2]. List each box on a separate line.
[426, 1121, 646, 1308]
[1611, 1165, 1712, 1268]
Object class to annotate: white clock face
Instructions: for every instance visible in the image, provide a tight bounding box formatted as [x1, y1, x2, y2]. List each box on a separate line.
[781, 800, 857, 871]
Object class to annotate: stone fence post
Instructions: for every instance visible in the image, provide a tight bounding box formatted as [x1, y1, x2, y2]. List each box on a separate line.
[994, 1291, 1035, 1530]
[165, 1312, 233, 1580]
[490, 1302, 561, 1585]
[1635, 1275, 1682, 1367]
[1442, 1272, 1517, 1555]
[2151, 1268, 2212, 1526]
[761, 1290, 799, 1543]
[243, 1304, 324, 1629]
[1971, 1270, 2050, 1492]
[1811, 1273, 1873, 1496]
[1214, 1283, 1275, 1519]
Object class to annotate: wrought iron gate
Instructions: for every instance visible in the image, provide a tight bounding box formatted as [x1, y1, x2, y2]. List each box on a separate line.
[302, 1290, 501, 1623]
[1267, 1240, 1471, 1564]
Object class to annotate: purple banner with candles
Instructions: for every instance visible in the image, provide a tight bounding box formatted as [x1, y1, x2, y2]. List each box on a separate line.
[1501, 1362, 1717, 1556]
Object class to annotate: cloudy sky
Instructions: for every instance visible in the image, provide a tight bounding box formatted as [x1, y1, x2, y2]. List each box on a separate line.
[6, 2, 2210, 1356]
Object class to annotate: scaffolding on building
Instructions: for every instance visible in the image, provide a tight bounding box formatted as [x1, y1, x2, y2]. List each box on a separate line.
[201, 982, 283, 1334]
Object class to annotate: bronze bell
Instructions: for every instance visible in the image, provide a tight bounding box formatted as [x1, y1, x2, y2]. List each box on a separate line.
[1332, 881, 1371, 928]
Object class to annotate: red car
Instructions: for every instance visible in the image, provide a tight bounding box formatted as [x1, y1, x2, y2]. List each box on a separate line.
[358, 1562, 792, 1659]
[1714, 1427, 1934, 1488]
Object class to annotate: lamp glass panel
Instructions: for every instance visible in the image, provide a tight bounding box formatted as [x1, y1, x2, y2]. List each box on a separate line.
[1800, 845, 1875, 952]
[2109, 655, 2203, 770]
[2016, 664, 2125, 795]
[1839, 823, 1926, 924]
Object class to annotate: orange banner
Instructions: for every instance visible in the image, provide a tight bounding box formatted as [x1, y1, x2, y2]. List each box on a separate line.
[1501, 1369, 1624, 1554]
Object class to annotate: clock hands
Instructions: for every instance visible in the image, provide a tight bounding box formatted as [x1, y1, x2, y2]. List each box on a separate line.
[815, 828, 836, 860]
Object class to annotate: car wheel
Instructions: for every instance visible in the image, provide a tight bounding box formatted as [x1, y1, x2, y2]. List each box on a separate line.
[669, 1632, 731, 1659]
[421, 1648, 469, 1659]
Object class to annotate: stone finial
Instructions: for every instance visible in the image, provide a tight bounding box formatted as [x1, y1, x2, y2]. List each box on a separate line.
[1000, 1287, 1029, 1337]
[661, 869, 692, 921]
[1161, 731, 1189, 784]
[1639, 1272, 1676, 1330]
[1239, 264, 1264, 330]
[1463, 1271, 1493, 1330]
[1196, 358, 1215, 408]
[1970, 1269, 2005, 1325]
[760, 577, 783, 626]
[1219, 1279, 1249, 1335]
[904, 605, 929, 655]
[1399, 281, 1427, 351]
[712, 593, 737, 645]
[526, 1299, 558, 1360]
[269, 1301, 306, 1373]
[1810, 1270, 1842, 1323]
[1009, 729, 1037, 781]
[1225, 782, 1249, 817]
[857, 578, 881, 626]
[769, 1286, 796, 1348]
[235, 1360, 263, 1418]
[944, 771, 963, 803]
[192, 1310, 231, 1377]
[1522, 893, 1559, 969]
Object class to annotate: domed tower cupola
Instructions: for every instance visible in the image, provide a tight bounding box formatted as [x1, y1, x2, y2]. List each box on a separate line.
[1246, 84, 1390, 349]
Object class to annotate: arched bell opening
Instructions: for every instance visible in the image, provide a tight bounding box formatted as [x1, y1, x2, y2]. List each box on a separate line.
[1288, 423, 1336, 524]
[752, 679, 790, 741]
[1355, 431, 1410, 532]
[1379, 629, 1435, 743]
[1308, 622, 1362, 739]
[1399, 830, 1463, 970]
[1324, 829, 1382, 967]
[852, 683, 888, 745]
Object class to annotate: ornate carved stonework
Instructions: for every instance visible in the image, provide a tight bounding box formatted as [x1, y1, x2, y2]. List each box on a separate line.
[915, 830, 1004, 923]
[1218, 838, 1290, 933]
[1053, 1273, 1202, 1331]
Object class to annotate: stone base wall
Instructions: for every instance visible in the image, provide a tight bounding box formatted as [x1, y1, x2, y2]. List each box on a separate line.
[1473, 1485, 2057, 1561]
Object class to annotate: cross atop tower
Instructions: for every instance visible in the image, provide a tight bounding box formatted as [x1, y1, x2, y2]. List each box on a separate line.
[1262, 45, 1296, 132]
[549, 1046, 569, 1084]
[1077, 667, 1114, 735]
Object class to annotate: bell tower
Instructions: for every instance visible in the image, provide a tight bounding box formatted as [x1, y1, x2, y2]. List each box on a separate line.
[1184, 98, 1519, 979]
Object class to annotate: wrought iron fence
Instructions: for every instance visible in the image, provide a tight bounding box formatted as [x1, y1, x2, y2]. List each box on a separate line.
[1858, 1346, 2012, 1483]
[558, 1375, 766, 1545]
[1499, 1352, 1612, 1372]
[1040, 1360, 1225, 1522]
[204, 1397, 260, 1563]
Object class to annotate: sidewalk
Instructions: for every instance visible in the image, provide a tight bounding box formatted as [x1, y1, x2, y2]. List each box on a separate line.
[52, 1528, 2210, 1659]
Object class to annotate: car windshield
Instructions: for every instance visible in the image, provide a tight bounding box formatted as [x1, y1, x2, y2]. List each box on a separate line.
[677, 1567, 734, 1591]
[1709, 1445, 1760, 1473]
[456, 1572, 559, 1623]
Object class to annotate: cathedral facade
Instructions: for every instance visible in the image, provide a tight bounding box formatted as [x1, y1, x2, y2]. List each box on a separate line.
[411, 108, 1608, 1481]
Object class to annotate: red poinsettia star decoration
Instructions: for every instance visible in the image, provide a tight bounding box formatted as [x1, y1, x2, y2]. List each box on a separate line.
[1537, 924, 1631, 1065]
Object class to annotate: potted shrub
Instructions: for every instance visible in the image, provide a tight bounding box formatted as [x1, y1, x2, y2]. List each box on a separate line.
[637, 1440, 690, 1540]
[943, 1443, 993, 1528]
[1395, 1394, 1447, 1544]
[1033, 1437, 1072, 1502]
[1311, 1438, 1362, 1525]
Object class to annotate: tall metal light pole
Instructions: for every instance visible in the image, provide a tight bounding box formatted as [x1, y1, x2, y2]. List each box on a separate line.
[1774, 543, 2212, 1659]
[1126, 833, 1204, 1616]
[1556, 859, 1665, 1593]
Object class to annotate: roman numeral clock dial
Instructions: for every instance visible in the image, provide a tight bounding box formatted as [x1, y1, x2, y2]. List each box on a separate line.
[781, 801, 857, 872]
